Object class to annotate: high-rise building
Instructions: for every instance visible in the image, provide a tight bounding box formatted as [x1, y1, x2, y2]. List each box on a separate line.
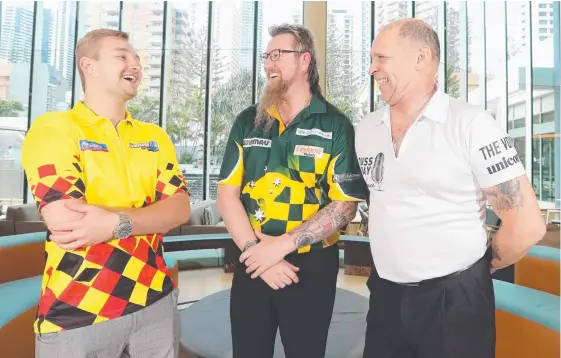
[0, 5, 34, 64]
[49, 1, 77, 87]
[41, 9, 53, 64]
[240, 3, 262, 72]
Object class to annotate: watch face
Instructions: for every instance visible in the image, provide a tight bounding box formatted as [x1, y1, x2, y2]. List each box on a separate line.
[116, 224, 132, 239]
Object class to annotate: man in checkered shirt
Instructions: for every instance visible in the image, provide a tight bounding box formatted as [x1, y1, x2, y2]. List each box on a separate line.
[21, 29, 191, 357]
[217, 24, 367, 358]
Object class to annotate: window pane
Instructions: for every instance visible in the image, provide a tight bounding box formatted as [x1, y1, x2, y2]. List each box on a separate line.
[484, 2, 507, 124]
[0, 1, 34, 210]
[531, 1, 557, 203]
[256, 1, 303, 97]
[31, 1, 76, 121]
[326, 1, 371, 125]
[414, 1, 444, 89]
[164, 2, 209, 204]
[122, 1, 164, 124]
[374, 1, 411, 34]
[372, 1, 411, 110]
[467, 1, 486, 107]
[73, 2, 120, 103]
[506, 3, 530, 169]
[208, 1, 256, 200]
[445, 1, 462, 98]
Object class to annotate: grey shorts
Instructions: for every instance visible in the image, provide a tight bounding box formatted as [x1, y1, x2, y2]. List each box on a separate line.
[35, 288, 180, 358]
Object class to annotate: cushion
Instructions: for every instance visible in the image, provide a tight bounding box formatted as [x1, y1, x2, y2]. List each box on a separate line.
[493, 279, 560, 331]
[0, 231, 46, 249]
[164, 249, 222, 269]
[528, 245, 560, 262]
[0, 276, 42, 329]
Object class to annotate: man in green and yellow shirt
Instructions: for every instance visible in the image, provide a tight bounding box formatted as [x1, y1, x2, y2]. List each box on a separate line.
[217, 24, 367, 358]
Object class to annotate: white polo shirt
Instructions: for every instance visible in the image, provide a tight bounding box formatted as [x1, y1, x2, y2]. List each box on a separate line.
[355, 90, 526, 283]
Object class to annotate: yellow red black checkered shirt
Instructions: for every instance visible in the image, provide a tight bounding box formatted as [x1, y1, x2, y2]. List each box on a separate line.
[21, 101, 189, 334]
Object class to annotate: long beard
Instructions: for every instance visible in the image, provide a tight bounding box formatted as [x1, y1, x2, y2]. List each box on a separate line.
[255, 76, 289, 131]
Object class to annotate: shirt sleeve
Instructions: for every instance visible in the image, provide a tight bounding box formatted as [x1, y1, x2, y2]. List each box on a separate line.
[155, 128, 189, 201]
[218, 117, 245, 187]
[326, 119, 369, 201]
[21, 120, 86, 211]
[467, 111, 526, 189]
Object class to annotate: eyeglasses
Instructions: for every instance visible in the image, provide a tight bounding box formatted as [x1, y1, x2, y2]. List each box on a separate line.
[260, 49, 303, 63]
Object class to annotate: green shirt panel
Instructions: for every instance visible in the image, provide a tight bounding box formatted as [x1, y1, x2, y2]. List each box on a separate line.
[218, 95, 367, 251]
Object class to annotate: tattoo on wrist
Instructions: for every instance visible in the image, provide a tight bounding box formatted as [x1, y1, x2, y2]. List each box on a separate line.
[491, 243, 502, 262]
[482, 177, 524, 214]
[290, 201, 357, 249]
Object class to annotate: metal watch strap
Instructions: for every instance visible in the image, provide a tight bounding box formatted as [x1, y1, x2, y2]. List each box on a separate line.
[243, 239, 259, 252]
[114, 212, 132, 239]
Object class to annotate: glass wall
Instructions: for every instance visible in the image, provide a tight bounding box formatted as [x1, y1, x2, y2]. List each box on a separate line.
[0, 1, 559, 213]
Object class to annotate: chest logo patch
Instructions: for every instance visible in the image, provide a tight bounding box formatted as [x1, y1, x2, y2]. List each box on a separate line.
[129, 141, 159, 152]
[79, 139, 108, 152]
[294, 145, 324, 158]
[243, 138, 272, 148]
[295, 128, 332, 139]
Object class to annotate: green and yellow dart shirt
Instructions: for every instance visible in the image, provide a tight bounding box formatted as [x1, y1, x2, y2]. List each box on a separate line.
[218, 94, 367, 253]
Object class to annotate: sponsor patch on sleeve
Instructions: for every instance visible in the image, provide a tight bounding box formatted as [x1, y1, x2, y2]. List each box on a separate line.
[79, 140, 108, 152]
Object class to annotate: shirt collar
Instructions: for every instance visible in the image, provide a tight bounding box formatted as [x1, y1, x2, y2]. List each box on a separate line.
[380, 90, 450, 126]
[266, 92, 327, 122]
[72, 101, 135, 127]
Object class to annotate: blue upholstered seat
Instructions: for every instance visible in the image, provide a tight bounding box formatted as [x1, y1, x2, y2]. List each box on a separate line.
[164, 249, 222, 269]
[0, 232, 47, 249]
[526, 245, 560, 262]
[493, 279, 560, 332]
[0, 275, 42, 329]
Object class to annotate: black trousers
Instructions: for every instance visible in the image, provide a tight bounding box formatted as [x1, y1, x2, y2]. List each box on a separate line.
[230, 244, 339, 358]
[363, 255, 496, 358]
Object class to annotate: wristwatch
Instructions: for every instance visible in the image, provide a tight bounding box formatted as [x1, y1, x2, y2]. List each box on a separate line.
[243, 239, 259, 252]
[113, 212, 133, 239]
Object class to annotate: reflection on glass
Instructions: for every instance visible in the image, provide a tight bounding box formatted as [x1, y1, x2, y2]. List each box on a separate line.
[531, 1, 557, 203]
[0, 1, 33, 210]
[326, 1, 371, 125]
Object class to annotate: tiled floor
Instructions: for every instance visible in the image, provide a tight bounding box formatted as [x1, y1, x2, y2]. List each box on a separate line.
[176, 268, 369, 309]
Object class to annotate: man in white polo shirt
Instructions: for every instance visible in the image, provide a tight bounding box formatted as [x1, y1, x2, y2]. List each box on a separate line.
[356, 18, 546, 358]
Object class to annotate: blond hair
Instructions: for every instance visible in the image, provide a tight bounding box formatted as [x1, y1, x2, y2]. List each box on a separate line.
[75, 28, 129, 91]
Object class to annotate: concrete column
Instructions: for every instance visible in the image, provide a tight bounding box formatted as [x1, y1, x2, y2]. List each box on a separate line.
[303, 1, 327, 95]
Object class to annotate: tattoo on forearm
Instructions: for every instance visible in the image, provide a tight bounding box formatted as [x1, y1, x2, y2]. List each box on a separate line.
[482, 177, 525, 214]
[290, 201, 357, 248]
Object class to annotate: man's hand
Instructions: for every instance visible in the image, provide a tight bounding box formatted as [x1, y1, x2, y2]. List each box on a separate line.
[240, 230, 294, 278]
[48, 200, 119, 250]
[483, 175, 546, 271]
[259, 260, 300, 290]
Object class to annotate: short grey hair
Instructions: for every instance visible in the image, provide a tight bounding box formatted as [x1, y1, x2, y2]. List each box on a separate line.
[269, 23, 321, 95]
[398, 20, 440, 62]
